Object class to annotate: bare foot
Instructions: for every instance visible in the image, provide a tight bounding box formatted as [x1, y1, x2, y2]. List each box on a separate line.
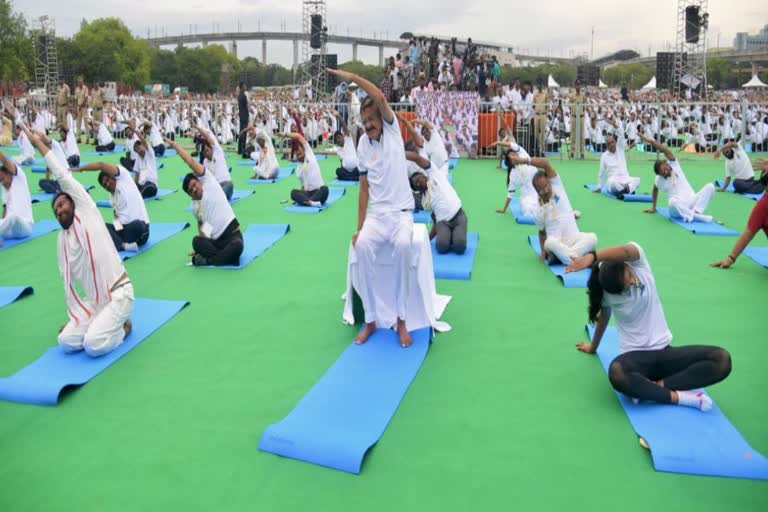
[355, 322, 376, 345]
[396, 319, 412, 348]
[123, 319, 133, 338]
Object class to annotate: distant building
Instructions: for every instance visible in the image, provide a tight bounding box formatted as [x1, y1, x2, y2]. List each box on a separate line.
[734, 25, 768, 51]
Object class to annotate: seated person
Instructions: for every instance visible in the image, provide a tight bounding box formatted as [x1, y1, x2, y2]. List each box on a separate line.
[120, 124, 139, 171]
[496, 146, 539, 218]
[131, 130, 159, 198]
[26, 128, 70, 195]
[284, 132, 329, 207]
[714, 141, 764, 195]
[566, 242, 731, 411]
[171, 138, 244, 267]
[143, 121, 166, 157]
[58, 125, 81, 168]
[711, 161, 768, 269]
[196, 123, 233, 200]
[595, 122, 640, 198]
[640, 134, 715, 223]
[72, 161, 150, 253]
[24, 125, 133, 356]
[91, 120, 116, 153]
[0, 149, 34, 245]
[509, 154, 597, 265]
[11, 122, 36, 166]
[413, 118, 449, 176]
[332, 111, 360, 181]
[407, 151, 467, 254]
[248, 126, 279, 180]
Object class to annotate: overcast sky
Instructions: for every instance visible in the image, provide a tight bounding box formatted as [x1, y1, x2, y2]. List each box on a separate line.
[18, 1, 768, 66]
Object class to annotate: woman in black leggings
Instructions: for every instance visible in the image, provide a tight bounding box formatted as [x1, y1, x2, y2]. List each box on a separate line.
[565, 242, 731, 411]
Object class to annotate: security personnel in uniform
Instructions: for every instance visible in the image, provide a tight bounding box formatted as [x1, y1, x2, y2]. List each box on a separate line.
[75, 79, 89, 144]
[533, 83, 548, 156]
[569, 80, 585, 159]
[56, 80, 70, 130]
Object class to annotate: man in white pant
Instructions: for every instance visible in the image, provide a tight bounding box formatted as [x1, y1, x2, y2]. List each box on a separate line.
[0, 150, 34, 245]
[328, 67, 415, 348]
[510, 154, 597, 265]
[640, 134, 715, 223]
[23, 125, 133, 357]
[595, 124, 641, 198]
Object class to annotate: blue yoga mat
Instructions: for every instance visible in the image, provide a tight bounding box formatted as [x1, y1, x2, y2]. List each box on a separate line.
[291, 154, 327, 162]
[586, 324, 768, 480]
[656, 207, 738, 236]
[0, 220, 60, 251]
[259, 327, 432, 474]
[413, 210, 431, 223]
[329, 179, 359, 186]
[197, 223, 290, 270]
[158, 149, 177, 158]
[0, 286, 33, 310]
[31, 166, 47, 173]
[527, 234, 590, 287]
[84, 145, 126, 156]
[432, 232, 478, 280]
[236, 160, 256, 166]
[449, 158, 458, 170]
[744, 246, 768, 269]
[246, 167, 294, 184]
[284, 187, 345, 213]
[0, 298, 189, 406]
[97, 188, 177, 208]
[508, 196, 534, 225]
[20, 158, 45, 167]
[32, 185, 93, 203]
[714, 180, 763, 201]
[584, 184, 652, 203]
[118, 222, 189, 261]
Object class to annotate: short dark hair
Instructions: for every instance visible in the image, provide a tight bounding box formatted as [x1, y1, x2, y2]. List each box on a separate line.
[360, 96, 377, 114]
[532, 170, 547, 190]
[51, 191, 74, 210]
[587, 261, 625, 322]
[97, 171, 110, 186]
[182, 173, 198, 194]
[653, 160, 664, 175]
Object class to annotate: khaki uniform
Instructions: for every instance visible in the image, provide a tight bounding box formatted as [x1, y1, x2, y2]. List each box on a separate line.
[92, 88, 104, 124]
[533, 90, 548, 155]
[56, 84, 70, 129]
[569, 91, 585, 158]
[75, 85, 89, 139]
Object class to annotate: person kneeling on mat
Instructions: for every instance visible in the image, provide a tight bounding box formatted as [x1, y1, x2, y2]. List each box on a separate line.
[406, 151, 467, 254]
[509, 154, 597, 265]
[714, 141, 765, 195]
[711, 161, 768, 269]
[72, 161, 150, 253]
[639, 133, 715, 223]
[171, 138, 244, 267]
[565, 242, 731, 411]
[283, 132, 329, 207]
[332, 111, 360, 182]
[23, 125, 133, 356]
[131, 129, 159, 198]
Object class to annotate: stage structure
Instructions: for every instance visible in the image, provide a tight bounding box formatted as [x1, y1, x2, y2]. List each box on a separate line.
[672, 0, 709, 97]
[302, 0, 328, 97]
[31, 16, 59, 100]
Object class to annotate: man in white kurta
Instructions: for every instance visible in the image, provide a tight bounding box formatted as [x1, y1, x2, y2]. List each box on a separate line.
[0, 150, 34, 242]
[596, 131, 640, 196]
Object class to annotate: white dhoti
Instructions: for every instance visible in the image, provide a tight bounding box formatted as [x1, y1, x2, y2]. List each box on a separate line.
[668, 183, 715, 223]
[605, 175, 640, 195]
[58, 283, 134, 357]
[0, 215, 33, 239]
[344, 222, 451, 331]
[544, 232, 598, 265]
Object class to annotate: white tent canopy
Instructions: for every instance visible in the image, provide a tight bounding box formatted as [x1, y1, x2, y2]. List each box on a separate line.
[598, 79, 608, 88]
[547, 74, 559, 88]
[742, 74, 768, 88]
[641, 76, 656, 89]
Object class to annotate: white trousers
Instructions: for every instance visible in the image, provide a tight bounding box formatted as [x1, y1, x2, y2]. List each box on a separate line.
[544, 232, 598, 265]
[354, 212, 413, 324]
[669, 183, 715, 223]
[58, 283, 134, 357]
[606, 176, 640, 194]
[253, 160, 278, 180]
[520, 194, 539, 218]
[0, 214, 33, 239]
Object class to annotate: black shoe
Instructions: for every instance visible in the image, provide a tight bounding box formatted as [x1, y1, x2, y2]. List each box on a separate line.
[192, 254, 209, 266]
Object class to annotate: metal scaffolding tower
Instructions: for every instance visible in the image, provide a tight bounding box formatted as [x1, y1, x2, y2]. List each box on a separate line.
[31, 16, 59, 99]
[301, 0, 327, 98]
[672, 0, 709, 98]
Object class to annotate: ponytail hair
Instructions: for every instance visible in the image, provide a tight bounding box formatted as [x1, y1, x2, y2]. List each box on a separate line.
[587, 261, 626, 323]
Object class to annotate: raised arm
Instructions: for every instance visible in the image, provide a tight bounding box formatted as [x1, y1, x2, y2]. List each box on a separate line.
[638, 133, 674, 161]
[405, 150, 430, 170]
[327, 69, 393, 124]
[713, 141, 738, 159]
[73, 161, 119, 176]
[414, 118, 434, 131]
[333, 110, 349, 136]
[0, 149, 17, 174]
[397, 113, 423, 147]
[281, 131, 308, 147]
[164, 137, 204, 176]
[509, 155, 557, 178]
[196, 122, 217, 147]
[565, 243, 641, 273]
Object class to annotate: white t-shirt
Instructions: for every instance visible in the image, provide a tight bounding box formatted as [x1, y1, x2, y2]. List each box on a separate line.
[426, 168, 461, 222]
[135, 148, 158, 186]
[725, 144, 754, 181]
[339, 135, 359, 171]
[602, 242, 672, 354]
[204, 142, 230, 184]
[655, 159, 694, 204]
[296, 143, 324, 191]
[97, 124, 114, 146]
[2, 166, 33, 223]
[598, 135, 629, 185]
[18, 131, 34, 159]
[357, 117, 414, 214]
[193, 169, 236, 240]
[50, 139, 69, 168]
[112, 166, 149, 225]
[424, 130, 448, 175]
[63, 131, 80, 157]
[534, 175, 578, 240]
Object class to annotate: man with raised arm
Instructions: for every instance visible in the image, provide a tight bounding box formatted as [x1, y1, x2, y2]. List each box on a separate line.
[713, 140, 764, 195]
[328, 68, 415, 348]
[332, 110, 360, 182]
[196, 122, 234, 200]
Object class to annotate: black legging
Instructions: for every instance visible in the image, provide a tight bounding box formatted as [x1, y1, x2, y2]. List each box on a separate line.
[335, 167, 360, 181]
[291, 186, 329, 206]
[192, 219, 244, 266]
[153, 144, 166, 157]
[106, 220, 150, 251]
[39, 179, 60, 194]
[608, 345, 731, 404]
[733, 177, 764, 195]
[67, 155, 80, 168]
[96, 141, 116, 152]
[138, 181, 158, 198]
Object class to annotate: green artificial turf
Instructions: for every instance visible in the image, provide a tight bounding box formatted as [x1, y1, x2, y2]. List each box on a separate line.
[0, 143, 766, 511]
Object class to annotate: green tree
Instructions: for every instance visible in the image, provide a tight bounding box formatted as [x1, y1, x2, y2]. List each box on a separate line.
[706, 57, 736, 90]
[339, 60, 385, 85]
[149, 48, 179, 87]
[602, 63, 654, 89]
[0, 0, 32, 80]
